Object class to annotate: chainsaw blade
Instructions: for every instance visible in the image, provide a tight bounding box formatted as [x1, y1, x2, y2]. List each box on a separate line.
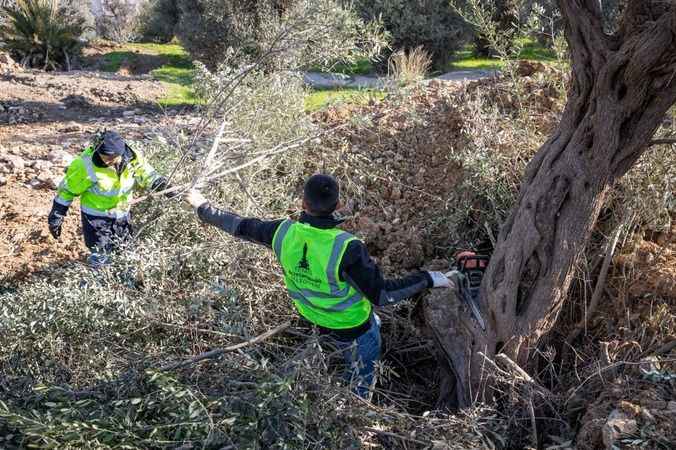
[457, 278, 486, 331]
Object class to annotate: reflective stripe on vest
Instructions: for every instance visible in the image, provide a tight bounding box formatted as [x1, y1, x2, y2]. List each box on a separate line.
[81, 205, 130, 219]
[74, 148, 136, 217]
[82, 154, 135, 198]
[288, 290, 364, 312]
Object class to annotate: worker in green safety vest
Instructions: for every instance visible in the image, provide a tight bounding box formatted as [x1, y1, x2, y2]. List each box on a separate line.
[185, 174, 454, 399]
[47, 130, 170, 268]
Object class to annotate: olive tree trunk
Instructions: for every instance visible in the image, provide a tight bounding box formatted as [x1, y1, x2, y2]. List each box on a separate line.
[426, 1, 676, 407]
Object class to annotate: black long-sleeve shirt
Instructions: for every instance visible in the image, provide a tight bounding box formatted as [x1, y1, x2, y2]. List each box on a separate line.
[196, 204, 433, 338]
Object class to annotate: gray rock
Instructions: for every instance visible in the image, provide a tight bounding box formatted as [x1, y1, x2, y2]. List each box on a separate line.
[32, 160, 53, 172]
[47, 149, 73, 166]
[37, 173, 59, 190]
[26, 177, 43, 189]
[2, 154, 25, 171]
[0, 175, 6, 186]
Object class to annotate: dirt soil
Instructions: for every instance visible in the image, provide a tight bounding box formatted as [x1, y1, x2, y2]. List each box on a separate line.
[0, 180, 85, 281]
[0, 69, 167, 128]
[82, 43, 173, 76]
[312, 81, 472, 271]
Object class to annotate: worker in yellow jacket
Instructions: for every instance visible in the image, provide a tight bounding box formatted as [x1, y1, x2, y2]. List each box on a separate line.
[47, 130, 169, 267]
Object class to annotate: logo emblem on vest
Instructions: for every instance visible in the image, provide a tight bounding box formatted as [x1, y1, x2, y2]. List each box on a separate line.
[297, 243, 310, 271]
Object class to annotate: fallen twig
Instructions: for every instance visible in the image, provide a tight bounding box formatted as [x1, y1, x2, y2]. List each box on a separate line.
[527, 395, 538, 448]
[160, 322, 291, 371]
[565, 358, 676, 403]
[363, 427, 429, 446]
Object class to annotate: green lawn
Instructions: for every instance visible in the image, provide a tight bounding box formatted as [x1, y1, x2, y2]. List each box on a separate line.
[99, 43, 198, 106]
[305, 88, 386, 112]
[447, 38, 557, 72]
[310, 58, 375, 76]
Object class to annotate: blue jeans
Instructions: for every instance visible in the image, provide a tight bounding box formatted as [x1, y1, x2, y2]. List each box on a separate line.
[331, 314, 381, 399]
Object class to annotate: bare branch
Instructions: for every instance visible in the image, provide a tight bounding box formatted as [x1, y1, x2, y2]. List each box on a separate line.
[132, 124, 345, 205]
[160, 322, 291, 372]
[363, 428, 429, 446]
[649, 138, 676, 147]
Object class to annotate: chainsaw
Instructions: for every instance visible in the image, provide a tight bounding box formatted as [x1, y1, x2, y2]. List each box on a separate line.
[449, 251, 488, 331]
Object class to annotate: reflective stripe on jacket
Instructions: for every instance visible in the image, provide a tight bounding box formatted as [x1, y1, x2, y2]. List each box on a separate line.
[272, 219, 372, 330]
[55, 146, 159, 217]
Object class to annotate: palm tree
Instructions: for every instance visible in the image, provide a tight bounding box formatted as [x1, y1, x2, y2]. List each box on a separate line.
[0, 0, 86, 70]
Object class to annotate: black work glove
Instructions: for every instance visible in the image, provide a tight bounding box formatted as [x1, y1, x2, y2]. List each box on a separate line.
[151, 177, 177, 199]
[48, 201, 68, 240]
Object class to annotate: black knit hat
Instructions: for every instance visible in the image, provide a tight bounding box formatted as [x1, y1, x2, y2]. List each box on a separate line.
[96, 130, 126, 156]
[304, 174, 339, 215]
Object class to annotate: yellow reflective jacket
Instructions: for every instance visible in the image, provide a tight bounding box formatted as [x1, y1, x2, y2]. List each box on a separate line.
[55, 146, 159, 218]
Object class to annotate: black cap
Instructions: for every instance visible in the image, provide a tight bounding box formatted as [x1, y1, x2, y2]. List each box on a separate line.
[304, 174, 339, 215]
[97, 131, 126, 156]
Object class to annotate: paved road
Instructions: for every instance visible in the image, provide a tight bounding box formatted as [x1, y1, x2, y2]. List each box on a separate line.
[303, 69, 498, 90]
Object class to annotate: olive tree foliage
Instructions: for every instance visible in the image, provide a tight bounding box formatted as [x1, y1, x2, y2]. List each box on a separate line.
[95, 0, 141, 42]
[137, 0, 387, 69]
[137, 0, 291, 49]
[455, 0, 568, 79]
[0, 0, 12, 26]
[135, 0, 177, 42]
[520, 0, 626, 38]
[145, 0, 388, 203]
[352, 0, 467, 68]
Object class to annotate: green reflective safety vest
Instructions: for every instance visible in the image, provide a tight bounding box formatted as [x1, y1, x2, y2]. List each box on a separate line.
[55, 146, 159, 219]
[272, 219, 372, 329]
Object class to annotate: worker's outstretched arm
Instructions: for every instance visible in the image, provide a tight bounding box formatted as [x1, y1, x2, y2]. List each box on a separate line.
[188, 191, 283, 247]
[48, 158, 93, 239]
[128, 146, 164, 190]
[340, 240, 437, 306]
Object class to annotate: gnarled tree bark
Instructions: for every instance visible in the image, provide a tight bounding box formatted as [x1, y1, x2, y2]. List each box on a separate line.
[426, 1, 676, 407]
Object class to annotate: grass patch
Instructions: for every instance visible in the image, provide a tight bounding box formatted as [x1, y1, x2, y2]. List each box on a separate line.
[447, 49, 503, 71]
[329, 58, 374, 76]
[516, 37, 557, 61]
[447, 38, 558, 72]
[309, 58, 374, 76]
[98, 43, 198, 106]
[305, 88, 385, 112]
[100, 51, 133, 72]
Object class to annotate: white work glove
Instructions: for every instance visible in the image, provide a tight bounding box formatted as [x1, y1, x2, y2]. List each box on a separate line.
[185, 189, 208, 210]
[427, 271, 457, 289]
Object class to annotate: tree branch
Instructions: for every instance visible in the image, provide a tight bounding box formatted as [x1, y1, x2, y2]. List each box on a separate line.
[160, 322, 291, 371]
[649, 138, 676, 146]
[558, 0, 609, 65]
